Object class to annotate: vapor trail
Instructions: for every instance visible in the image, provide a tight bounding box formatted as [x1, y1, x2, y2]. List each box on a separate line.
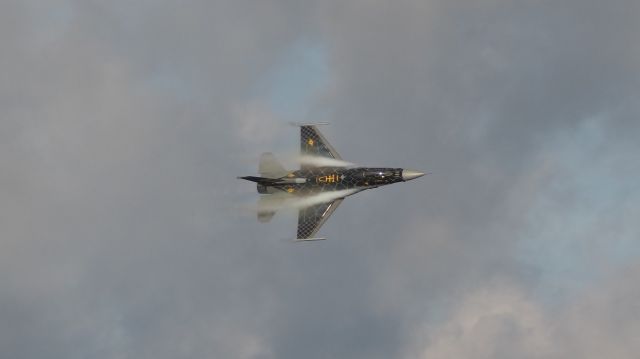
[257, 189, 361, 212]
[296, 155, 354, 168]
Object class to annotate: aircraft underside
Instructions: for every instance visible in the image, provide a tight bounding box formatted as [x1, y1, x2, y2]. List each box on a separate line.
[238, 124, 425, 240]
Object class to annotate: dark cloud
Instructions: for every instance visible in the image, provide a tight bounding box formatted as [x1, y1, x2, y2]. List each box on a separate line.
[1, 1, 639, 358]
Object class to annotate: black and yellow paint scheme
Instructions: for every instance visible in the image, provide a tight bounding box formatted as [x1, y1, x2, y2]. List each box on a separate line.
[239, 124, 425, 240]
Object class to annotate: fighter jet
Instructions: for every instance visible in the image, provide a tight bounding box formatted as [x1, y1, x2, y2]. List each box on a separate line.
[239, 124, 425, 241]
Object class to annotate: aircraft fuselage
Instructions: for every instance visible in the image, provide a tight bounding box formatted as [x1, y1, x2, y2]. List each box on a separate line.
[244, 167, 423, 196]
[238, 124, 426, 240]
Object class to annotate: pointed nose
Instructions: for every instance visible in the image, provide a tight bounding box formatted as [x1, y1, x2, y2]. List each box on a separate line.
[402, 169, 425, 181]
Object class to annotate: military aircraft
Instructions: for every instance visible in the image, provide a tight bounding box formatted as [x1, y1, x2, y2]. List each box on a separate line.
[239, 124, 425, 241]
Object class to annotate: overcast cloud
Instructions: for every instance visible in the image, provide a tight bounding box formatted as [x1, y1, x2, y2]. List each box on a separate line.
[1, 1, 639, 358]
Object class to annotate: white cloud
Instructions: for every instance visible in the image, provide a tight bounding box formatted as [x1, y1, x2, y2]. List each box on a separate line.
[414, 264, 640, 359]
[2, 1, 640, 358]
[416, 281, 555, 359]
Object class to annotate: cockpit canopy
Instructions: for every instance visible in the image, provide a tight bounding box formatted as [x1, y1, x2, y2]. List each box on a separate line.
[360, 168, 401, 184]
[364, 169, 395, 177]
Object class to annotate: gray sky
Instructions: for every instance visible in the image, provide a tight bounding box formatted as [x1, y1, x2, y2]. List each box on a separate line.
[2, 1, 639, 358]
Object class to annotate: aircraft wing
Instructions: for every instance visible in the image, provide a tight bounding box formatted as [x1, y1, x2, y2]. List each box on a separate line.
[297, 198, 344, 240]
[301, 125, 342, 165]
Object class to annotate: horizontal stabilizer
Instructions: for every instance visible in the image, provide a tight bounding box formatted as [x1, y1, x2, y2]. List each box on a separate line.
[258, 210, 276, 223]
[257, 194, 286, 223]
[259, 152, 288, 178]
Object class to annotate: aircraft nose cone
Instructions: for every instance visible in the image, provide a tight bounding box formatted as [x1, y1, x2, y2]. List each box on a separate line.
[402, 169, 425, 181]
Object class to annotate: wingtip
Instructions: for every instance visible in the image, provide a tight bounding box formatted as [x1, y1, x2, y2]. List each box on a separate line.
[278, 237, 328, 243]
[288, 122, 330, 127]
[293, 237, 327, 242]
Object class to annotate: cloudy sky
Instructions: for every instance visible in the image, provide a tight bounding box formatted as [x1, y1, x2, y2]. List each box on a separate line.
[2, 1, 639, 358]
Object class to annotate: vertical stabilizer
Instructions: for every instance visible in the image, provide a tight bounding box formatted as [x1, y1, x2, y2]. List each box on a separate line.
[259, 152, 288, 178]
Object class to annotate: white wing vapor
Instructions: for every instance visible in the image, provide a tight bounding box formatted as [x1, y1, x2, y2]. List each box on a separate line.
[257, 189, 361, 212]
[297, 155, 354, 168]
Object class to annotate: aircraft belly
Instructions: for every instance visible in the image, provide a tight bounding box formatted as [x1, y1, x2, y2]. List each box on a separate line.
[239, 123, 425, 240]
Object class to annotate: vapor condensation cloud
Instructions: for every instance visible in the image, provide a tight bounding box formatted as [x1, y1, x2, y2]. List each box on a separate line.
[1, 1, 639, 358]
[297, 155, 354, 168]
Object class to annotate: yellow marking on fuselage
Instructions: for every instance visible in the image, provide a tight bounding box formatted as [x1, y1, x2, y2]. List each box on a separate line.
[287, 188, 295, 193]
[307, 138, 314, 146]
[316, 174, 339, 183]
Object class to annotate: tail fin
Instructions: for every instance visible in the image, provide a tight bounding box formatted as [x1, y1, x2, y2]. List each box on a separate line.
[259, 152, 288, 178]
